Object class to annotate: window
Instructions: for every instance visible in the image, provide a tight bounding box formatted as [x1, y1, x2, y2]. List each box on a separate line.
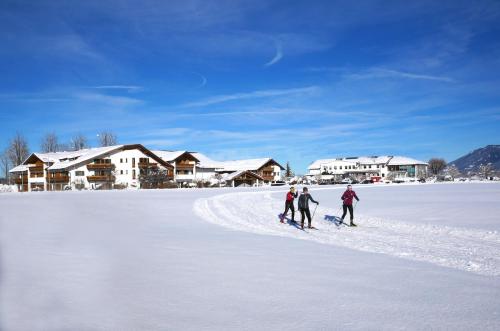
[75, 171, 84, 176]
[120, 158, 123, 163]
[132, 158, 135, 167]
[120, 170, 124, 175]
[126, 158, 128, 163]
[126, 170, 128, 175]
[132, 169, 136, 179]
[340, 166, 342, 170]
[334, 166, 337, 170]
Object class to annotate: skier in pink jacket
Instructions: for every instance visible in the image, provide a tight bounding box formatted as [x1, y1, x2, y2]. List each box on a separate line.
[340, 184, 360, 226]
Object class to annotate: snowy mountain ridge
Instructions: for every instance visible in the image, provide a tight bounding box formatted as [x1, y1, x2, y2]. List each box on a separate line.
[449, 145, 500, 172]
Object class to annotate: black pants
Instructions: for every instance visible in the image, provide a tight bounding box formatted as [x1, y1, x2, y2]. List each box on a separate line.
[299, 208, 312, 227]
[283, 201, 295, 220]
[341, 204, 354, 221]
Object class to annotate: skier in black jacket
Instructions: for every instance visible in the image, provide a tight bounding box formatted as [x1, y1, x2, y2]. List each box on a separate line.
[298, 187, 319, 229]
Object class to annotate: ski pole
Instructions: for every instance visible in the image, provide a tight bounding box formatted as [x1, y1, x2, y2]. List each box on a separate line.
[312, 203, 318, 221]
[336, 205, 342, 217]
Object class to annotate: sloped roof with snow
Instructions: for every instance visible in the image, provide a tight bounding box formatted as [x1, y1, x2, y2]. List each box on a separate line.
[9, 164, 29, 173]
[152, 150, 187, 162]
[308, 158, 352, 170]
[222, 170, 264, 181]
[388, 156, 428, 166]
[48, 146, 124, 170]
[219, 158, 284, 171]
[191, 152, 225, 169]
[308, 155, 426, 169]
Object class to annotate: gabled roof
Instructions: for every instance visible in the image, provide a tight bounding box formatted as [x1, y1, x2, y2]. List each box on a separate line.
[11, 144, 175, 172]
[191, 152, 225, 169]
[220, 158, 284, 171]
[47, 146, 124, 170]
[9, 164, 29, 173]
[222, 170, 264, 181]
[152, 150, 200, 163]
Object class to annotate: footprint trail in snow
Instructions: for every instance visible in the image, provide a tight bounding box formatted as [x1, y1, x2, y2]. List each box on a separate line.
[194, 190, 500, 276]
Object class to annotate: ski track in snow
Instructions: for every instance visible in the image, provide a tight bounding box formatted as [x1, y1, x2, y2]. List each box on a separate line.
[194, 190, 500, 276]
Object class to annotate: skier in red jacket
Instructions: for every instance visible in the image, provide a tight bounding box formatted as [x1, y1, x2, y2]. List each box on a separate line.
[280, 187, 298, 223]
[341, 184, 360, 226]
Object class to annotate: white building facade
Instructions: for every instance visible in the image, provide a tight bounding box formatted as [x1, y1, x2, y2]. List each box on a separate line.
[10, 145, 174, 191]
[307, 156, 428, 182]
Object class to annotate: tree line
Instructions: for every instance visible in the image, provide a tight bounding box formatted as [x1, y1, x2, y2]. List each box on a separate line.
[1, 131, 118, 182]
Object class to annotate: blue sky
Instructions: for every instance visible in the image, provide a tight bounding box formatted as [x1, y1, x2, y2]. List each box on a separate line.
[1, 0, 499, 173]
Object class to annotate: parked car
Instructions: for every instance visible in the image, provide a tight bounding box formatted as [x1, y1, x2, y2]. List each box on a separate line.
[361, 179, 373, 184]
[418, 178, 426, 183]
[341, 178, 352, 184]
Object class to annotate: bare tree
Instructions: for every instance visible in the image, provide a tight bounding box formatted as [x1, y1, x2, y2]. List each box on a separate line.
[479, 163, 494, 179]
[445, 164, 461, 179]
[98, 131, 118, 147]
[70, 134, 88, 151]
[428, 158, 447, 176]
[7, 132, 30, 166]
[41, 132, 59, 153]
[285, 161, 293, 178]
[1, 150, 11, 182]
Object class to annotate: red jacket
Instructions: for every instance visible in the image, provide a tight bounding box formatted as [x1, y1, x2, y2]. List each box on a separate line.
[286, 191, 298, 202]
[341, 190, 359, 205]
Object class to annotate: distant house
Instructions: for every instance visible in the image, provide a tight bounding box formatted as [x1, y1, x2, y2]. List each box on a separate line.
[9, 144, 174, 192]
[307, 156, 428, 181]
[192, 153, 284, 186]
[152, 150, 200, 186]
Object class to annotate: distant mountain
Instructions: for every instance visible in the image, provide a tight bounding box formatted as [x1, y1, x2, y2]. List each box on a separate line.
[449, 145, 500, 172]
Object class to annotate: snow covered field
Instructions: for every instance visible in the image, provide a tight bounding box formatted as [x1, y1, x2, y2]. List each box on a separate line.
[1, 183, 499, 330]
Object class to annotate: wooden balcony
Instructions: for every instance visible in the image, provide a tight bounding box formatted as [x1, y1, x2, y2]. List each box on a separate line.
[87, 163, 115, 170]
[87, 175, 115, 182]
[47, 175, 69, 183]
[30, 166, 44, 172]
[176, 164, 194, 170]
[138, 162, 158, 168]
[15, 176, 28, 184]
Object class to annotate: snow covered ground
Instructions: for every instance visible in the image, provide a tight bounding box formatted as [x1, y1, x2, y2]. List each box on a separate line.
[1, 183, 499, 330]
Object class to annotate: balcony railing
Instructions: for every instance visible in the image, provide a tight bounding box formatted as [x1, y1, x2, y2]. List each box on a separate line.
[87, 163, 115, 170]
[47, 175, 70, 183]
[15, 176, 28, 184]
[87, 175, 115, 182]
[138, 162, 158, 168]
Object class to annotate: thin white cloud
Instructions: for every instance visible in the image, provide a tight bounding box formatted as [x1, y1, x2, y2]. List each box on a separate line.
[346, 68, 455, 82]
[75, 92, 143, 107]
[181, 86, 319, 108]
[264, 42, 283, 67]
[91, 85, 143, 91]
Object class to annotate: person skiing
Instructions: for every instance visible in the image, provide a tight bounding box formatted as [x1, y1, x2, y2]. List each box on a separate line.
[280, 186, 298, 223]
[298, 187, 319, 229]
[340, 184, 360, 226]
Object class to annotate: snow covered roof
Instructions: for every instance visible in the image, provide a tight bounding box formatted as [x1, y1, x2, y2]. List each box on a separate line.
[191, 152, 225, 169]
[388, 156, 427, 166]
[222, 170, 264, 181]
[9, 164, 29, 173]
[48, 146, 124, 170]
[152, 150, 187, 162]
[308, 155, 426, 169]
[308, 158, 354, 170]
[220, 158, 284, 171]
[356, 156, 392, 164]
